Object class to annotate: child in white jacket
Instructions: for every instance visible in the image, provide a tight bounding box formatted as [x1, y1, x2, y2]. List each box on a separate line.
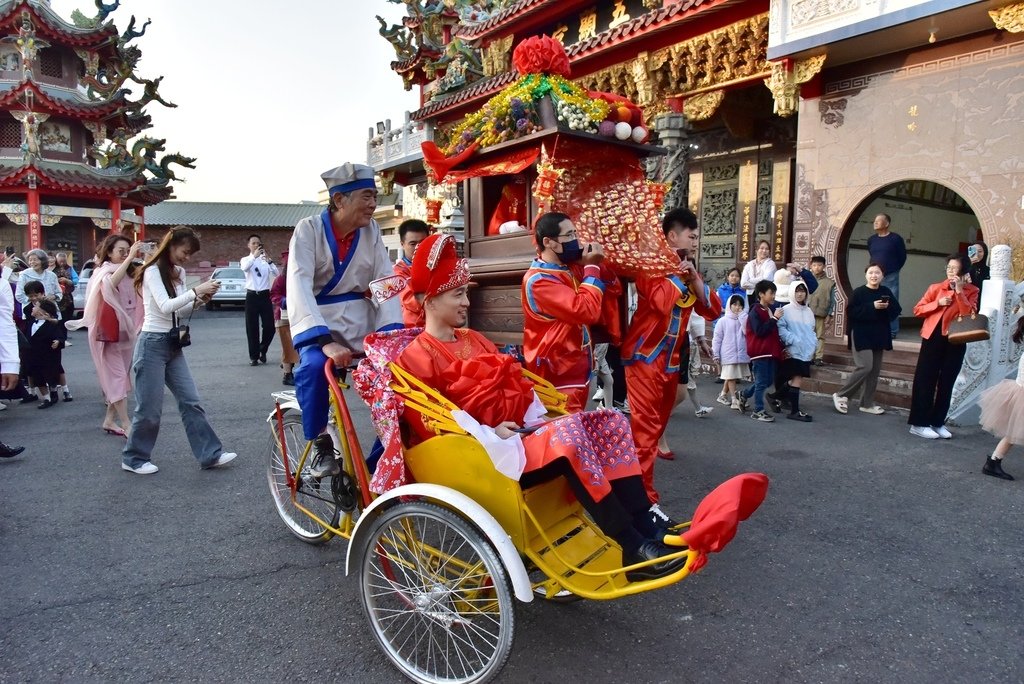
[712, 294, 750, 410]
[772, 280, 818, 421]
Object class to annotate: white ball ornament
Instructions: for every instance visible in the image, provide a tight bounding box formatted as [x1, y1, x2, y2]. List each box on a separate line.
[614, 121, 632, 140]
[631, 126, 650, 143]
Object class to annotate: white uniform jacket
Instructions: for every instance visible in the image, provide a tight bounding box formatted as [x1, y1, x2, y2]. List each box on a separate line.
[287, 208, 402, 352]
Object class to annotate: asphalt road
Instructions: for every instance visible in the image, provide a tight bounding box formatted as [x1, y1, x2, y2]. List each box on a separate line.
[2, 311, 1022, 683]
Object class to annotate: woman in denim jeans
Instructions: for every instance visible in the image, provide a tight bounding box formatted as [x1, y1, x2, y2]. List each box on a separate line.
[121, 227, 236, 475]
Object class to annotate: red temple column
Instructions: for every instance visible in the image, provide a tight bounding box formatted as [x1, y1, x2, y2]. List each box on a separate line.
[27, 188, 41, 249]
[110, 197, 121, 233]
[137, 205, 145, 240]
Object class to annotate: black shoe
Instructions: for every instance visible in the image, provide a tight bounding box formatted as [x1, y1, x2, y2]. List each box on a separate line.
[309, 433, 340, 479]
[259, 351, 267, 364]
[62, 390, 73, 402]
[624, 541, 688, 582]
[0, 442, 25, 458]
[282, 371, 295, 386]
[20, 395, 37, 404]
[813, 359, 825, 367]
[648, 503, 682, 535]
[982, 456, 1014, 481]
[787, 411, 813, 422]
[249, 359, 259, 367]
[766, 392, 782, 413]
[38, 399, 56, 409]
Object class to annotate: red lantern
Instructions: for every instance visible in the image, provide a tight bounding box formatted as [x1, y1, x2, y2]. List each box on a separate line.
[425, 198, 443, 225]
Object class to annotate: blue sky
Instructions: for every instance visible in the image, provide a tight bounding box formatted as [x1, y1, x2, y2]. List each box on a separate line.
[49, 0, 420, 202]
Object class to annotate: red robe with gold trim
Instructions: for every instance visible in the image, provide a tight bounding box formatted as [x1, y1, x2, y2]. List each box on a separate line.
[521, 260, 620, 413]
[622, 273, 722, 503]
[396, 329, 640, 501]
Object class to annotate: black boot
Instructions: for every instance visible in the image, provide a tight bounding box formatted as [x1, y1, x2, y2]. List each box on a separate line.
[982, 455, 1014, 481]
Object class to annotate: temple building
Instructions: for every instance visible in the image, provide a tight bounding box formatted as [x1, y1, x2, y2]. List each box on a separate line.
[0, 0, 190, 264]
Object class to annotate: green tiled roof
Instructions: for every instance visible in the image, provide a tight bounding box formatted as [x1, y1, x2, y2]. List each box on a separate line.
[144, 202, 324, 228]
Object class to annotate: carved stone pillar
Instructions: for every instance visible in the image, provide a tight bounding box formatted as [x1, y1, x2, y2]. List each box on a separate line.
[949, 245, 1023, 421]
[648, 112, 690, 211]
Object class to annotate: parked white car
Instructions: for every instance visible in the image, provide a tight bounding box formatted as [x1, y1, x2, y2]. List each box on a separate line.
[206, 267, 247, 310]
[71, 261, 95, 318]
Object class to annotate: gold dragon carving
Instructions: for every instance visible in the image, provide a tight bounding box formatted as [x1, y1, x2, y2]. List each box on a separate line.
[990, 3, 1024, 32]
[683, 90, 725, 121]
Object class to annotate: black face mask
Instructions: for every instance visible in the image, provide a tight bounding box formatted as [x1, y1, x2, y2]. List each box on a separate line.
[558, 239, 584, 264]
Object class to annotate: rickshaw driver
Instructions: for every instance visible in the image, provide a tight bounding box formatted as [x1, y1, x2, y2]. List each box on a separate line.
[287, 163, 403, 479]
[394, 234, 686, 580]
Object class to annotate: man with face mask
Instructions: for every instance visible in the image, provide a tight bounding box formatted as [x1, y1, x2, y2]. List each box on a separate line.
[622, 208, 722, 526]
[522, 212, 619, 413]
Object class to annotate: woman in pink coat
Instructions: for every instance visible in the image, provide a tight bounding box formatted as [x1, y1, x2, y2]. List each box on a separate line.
[67, 234, 146, 437]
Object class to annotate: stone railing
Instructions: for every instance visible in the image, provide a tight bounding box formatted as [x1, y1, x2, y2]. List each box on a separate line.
[366, 112, 431, 169]
[949, 244, 1024, 420]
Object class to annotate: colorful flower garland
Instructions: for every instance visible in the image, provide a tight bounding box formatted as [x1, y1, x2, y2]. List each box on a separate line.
[443, 73, 610, 155]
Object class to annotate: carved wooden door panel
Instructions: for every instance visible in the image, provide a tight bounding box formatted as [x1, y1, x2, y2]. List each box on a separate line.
[696, 161, 740, 283]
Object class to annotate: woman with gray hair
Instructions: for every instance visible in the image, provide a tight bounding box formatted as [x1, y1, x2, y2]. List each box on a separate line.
[15, 249, 60, 314]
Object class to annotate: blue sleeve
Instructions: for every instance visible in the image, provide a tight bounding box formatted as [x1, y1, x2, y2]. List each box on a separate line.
[798, 268, 818, 294]
[69, 267, 79, 285]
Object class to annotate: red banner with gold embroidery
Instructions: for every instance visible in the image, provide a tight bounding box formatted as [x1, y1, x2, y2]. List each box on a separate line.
[444, 148, 540, 184]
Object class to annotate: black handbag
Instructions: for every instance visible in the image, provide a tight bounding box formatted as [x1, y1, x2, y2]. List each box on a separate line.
[164, 278, 194, 349]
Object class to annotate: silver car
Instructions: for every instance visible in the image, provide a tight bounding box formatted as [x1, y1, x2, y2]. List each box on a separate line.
[72, 261, 95, 318]
[207, 267, 247, 310]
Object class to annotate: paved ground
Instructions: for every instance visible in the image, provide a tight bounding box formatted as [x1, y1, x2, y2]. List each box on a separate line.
[1, 311, 1022, 683]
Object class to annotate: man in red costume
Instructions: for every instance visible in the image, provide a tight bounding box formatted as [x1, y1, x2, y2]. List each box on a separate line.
[521, 212, 620, 413]
[486, 175, 528, 235]
[623, 208, 722, 522]
[392, 219, 430, 327]
[394, 232, 686, 579]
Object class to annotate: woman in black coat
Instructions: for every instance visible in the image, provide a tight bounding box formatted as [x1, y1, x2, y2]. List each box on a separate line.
[832, 262, 901, 415]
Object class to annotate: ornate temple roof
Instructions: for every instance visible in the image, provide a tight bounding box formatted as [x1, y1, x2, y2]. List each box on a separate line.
[0, 159, 170, 205]
[412, 0, 745, 122]
[0, 1, 119, 50]
[453, 0, 568, 40]
[0, 80, 128, 119]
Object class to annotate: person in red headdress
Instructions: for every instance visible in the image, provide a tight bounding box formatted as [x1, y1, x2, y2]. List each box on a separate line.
[395, 233, 685, 580]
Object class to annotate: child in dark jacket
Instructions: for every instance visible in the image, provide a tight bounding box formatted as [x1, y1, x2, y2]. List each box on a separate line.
[739, 279, 784, 422]
[21, 291, 65, 409]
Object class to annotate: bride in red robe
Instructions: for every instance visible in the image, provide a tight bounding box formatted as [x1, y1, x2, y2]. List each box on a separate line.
[393, 233, 685, 580]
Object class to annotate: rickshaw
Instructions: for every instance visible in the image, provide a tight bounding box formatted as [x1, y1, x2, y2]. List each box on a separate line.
[267, 356, 768, 684]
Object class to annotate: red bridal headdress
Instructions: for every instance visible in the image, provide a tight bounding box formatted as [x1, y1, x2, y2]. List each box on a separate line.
[410, 233, 470, 298]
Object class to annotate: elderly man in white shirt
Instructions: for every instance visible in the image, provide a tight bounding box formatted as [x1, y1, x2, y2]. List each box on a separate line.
[0, 257, 26, 457]
[240, 234, 279, 365]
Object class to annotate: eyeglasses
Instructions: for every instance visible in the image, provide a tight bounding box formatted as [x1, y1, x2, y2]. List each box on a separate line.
[557, 231, 577, 241]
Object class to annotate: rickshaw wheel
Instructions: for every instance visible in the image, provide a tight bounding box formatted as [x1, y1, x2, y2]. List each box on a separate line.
[359, 501, 515, 684]
[266, 412, 340, 544]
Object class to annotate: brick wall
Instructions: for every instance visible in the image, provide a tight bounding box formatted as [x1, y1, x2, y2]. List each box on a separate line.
[144, 225, 294, 268]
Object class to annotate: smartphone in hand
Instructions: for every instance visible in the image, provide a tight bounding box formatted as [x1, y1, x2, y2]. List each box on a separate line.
[510, 425, 540, 435]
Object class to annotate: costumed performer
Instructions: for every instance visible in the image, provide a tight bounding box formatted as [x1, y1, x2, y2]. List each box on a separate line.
[622, 208, 722, 523]
[396, 233, 686, 580]
[393, 218, 430, 327]
[522, 212, 621, 413]
[287, 163, 403, 478]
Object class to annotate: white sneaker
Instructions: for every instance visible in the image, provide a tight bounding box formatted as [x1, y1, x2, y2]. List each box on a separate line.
[832, 393, 848, 415]
[716, 393, 731, 406]
[695, 405, 713, 417]
[909, 426, 940, 439]
[932, 425, 952, 439]
[122, 461, 159, 475]
[592, 388, 605, 402]
[204, 452, 237, 469]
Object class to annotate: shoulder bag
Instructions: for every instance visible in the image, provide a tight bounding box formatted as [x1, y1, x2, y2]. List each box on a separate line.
[947, 308, 989, 345]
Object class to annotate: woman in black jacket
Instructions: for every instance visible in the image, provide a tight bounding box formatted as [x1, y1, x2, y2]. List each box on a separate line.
[832, 262, 901, 415]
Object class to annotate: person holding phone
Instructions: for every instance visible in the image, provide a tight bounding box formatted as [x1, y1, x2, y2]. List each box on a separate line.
[240, 234, 279, 366]
[907, 254, 979, 439]
[831, 262, 901, 416]
[522, 212, 621, 414]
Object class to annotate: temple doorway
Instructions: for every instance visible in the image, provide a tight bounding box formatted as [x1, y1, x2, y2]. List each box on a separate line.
[840, 180, 981, 336]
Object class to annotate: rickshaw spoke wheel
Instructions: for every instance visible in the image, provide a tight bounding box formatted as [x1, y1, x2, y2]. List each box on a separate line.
[266, 412, 340, 544]
[359, 502, 514, 684]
